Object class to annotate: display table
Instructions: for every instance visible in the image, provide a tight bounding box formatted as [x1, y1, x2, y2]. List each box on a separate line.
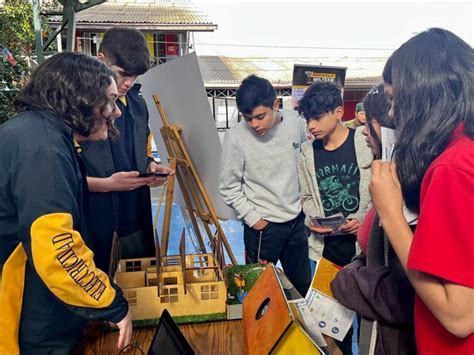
[74, 320, 244, 355]
[74, 319, 343, 355]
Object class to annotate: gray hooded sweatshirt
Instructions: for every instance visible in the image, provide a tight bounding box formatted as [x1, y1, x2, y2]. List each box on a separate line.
[219, 109, 307, 227]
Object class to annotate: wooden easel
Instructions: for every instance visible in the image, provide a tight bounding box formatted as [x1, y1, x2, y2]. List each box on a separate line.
[153, 94, 237, 265]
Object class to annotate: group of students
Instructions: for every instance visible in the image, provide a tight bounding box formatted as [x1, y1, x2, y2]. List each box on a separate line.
[0, 27, 173, 353]
[219, 27, 473, 354]
[0, 26, 472, 354]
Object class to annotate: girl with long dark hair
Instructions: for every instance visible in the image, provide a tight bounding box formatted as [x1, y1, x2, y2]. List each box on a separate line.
[370, 28, 474, 353]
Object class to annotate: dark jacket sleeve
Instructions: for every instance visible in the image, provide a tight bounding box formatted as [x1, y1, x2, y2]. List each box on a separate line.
[330, 252, 415, 325]
[13, 144, 128, 324]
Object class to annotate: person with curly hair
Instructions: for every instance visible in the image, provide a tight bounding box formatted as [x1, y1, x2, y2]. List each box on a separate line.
[0, 52, 131, 354]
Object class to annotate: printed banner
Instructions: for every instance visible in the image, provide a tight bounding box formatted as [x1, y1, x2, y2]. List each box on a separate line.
[292, 65, 347, 105]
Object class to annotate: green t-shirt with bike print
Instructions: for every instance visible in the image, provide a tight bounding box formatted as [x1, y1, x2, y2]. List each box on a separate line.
[313, 128, 360, 266]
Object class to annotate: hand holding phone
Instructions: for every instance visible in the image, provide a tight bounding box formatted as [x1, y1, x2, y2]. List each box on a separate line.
[339, 218, 360, 235]
[138, 172, 170, 178]
[310, 213, 346, 235]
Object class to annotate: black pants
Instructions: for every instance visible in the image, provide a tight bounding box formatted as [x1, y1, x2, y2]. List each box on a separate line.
[243, 212, 311, 297]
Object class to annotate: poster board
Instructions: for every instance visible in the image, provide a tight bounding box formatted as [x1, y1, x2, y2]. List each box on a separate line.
[301, 258, 355, 342]
[292, 64, 347, 105]
[139, 52, 236, 221]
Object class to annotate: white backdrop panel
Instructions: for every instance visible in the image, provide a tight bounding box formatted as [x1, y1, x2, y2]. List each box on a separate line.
[140, 52, 236, 221]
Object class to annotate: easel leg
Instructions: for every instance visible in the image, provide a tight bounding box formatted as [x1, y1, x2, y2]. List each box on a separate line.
[160, 159, 177, 257]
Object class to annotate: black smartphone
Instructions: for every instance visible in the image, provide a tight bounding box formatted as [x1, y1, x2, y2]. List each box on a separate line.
[310, 213, 346, 232]
[138, 172, 170, 178]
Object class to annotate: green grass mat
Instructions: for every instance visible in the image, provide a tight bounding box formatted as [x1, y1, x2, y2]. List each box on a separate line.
[131, 312, 228, 328]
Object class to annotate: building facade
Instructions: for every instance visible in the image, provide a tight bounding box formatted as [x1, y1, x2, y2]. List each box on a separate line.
[48, 0, 217, 64]
[197, 56, 387, 130]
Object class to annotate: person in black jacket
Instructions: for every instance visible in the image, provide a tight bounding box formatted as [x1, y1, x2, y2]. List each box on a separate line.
[0, 52, 131, 354]
[81, 27, 174, 272]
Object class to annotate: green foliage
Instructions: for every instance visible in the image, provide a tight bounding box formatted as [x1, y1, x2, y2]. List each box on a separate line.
[0, 0, 35, 52]
[0, 0, 35, 123]
[0, 0, 57, 124]
[0, 76, 19, 124]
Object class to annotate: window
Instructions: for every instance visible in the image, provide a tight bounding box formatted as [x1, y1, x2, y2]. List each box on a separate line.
[148, 277, 158, 287]
[164, 277, 178, 285]
[125, 260, 142, 272]
[208, 97, 239, 130]
[154, 33, 166, 64]
[76, 32, 100, 56]
[126, 290, 137, 306]
[201, 284, 219, 301]
[161, 287, 179, 303]
[164, 257, 180, 267]
[215, 98, 228, 130]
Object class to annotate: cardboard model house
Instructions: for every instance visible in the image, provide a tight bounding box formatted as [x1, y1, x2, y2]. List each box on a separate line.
[115, 231, 227, 321]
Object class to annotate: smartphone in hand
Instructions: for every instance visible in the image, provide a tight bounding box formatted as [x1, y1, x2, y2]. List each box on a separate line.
[138, 172, 170, 178]
[311, 213, 346, 233]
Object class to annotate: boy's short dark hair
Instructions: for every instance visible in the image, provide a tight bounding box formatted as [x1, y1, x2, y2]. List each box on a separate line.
[297, 81, 343, 120]
[236, 75, 276, 114]
[99, 27, 150, 76]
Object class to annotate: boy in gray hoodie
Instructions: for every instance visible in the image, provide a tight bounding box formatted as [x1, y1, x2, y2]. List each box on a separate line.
[219, 75, 311, 296]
